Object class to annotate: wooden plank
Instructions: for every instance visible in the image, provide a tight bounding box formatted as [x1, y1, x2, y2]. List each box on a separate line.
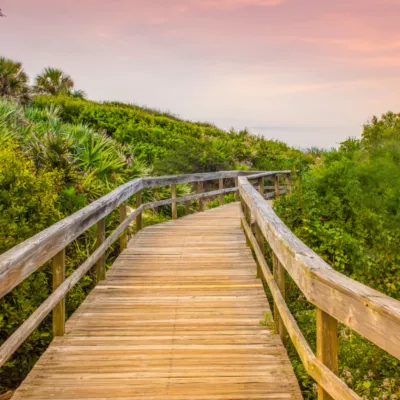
[171, 184, 177, 220]
[197, 181, 204, 212]
[219, 178, 224, 205]
[96, 218, 106, 282]
[120, 203, 128, 251]
[0, 178, 142, 300]
[0, 207, 144, 369]
[240, 213, 361, 400]
[52, 249, 65, 337]
[12, 204, 302, 400]
[238, 176, 400, 359]
[274, 175, 280, 199]
[317, 309, 339, 400]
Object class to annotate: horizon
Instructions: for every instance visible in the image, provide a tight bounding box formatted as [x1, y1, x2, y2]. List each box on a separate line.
[1, 0, 399, 148]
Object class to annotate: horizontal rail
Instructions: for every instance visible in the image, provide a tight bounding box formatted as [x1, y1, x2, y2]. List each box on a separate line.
[238, 176, 400, 359]
[143, 187, 237, 209]
[0, 169, 288, 370]
[0, 170, 269, 300]
[0, 178, 142, 299]
[240, 214, 361, 400]
[0, 206, 144, 368]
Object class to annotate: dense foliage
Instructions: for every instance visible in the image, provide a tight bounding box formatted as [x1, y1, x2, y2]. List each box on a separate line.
[274, 112, 400, 399]
[1, 56, 399, 400]
[32, 96, 312, 175]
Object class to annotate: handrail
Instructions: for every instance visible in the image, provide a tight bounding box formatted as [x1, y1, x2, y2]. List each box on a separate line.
[238, 175, 400, 400]
[0, 169, 287, 370]
[0, 170, 260, 300]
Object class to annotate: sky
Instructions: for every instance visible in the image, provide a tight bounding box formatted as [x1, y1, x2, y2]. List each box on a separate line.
[1, 0, 400, 148]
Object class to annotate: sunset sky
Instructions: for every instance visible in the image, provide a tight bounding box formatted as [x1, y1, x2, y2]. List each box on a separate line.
[1, 0, 399, 147]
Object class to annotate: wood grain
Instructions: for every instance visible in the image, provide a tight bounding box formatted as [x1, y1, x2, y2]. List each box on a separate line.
[240, 213, 361, 400]
[238, 176, 400, 359]
[12, 204, 302, 400]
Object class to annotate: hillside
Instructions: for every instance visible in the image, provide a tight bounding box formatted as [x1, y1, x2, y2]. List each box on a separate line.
[32, 95, 313, 175]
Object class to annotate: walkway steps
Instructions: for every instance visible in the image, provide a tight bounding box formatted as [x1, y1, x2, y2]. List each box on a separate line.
[12, 203, 302, 400]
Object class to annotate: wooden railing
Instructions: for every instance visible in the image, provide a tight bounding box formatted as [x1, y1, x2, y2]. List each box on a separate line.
[238, 175, 400, 400]
[2, 169, 398, 400]
[0, 169, 288, 369]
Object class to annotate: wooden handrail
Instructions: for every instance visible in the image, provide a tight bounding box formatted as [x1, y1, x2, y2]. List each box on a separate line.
[238, 175, 400, 400]
[0, 169, 286, 369]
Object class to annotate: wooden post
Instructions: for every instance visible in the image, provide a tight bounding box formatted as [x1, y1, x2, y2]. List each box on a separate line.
[274, 175, 280, 199]
[276, 258, 287, 345]
[96, 218, 106, 282]
[234, 177, 240, 201]
[185, 201, 190, 215]
[136, 190, 142, 231]
[273, 253, 287, 344]
[197, 181, 204, 212]
[171, 184, 177, 220]
[317, 310, 339, 400]
[258, 177, 264, 197]
[255, 223, 264, 278]
[119, 202, 127, 251]
[219, 178, 224, 206]
[242, 201, 251, 247]
[52, 249, 65, 337]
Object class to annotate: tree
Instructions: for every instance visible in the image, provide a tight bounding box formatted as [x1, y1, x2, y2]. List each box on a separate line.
[33, 67, 75, 96]
[0, 57, 31, 103]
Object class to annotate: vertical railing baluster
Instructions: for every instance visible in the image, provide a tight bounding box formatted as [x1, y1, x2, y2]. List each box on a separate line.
[274, 175, 280, 199]
[171, 184, 177, 220]
[235, 177, 240, 201]
[96, 218, 106, 282]
[197, 181, 204, 212]
[273, 254, 288, 344]
[119, 202, 127, 251]
[52, 249, 65, 337]
[317, 310, 338, 400]
[219, 178, 224, 206]
[136, 190, 142, 231]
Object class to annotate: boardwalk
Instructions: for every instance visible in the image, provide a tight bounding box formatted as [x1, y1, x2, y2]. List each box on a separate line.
[13, 203, 302, 400]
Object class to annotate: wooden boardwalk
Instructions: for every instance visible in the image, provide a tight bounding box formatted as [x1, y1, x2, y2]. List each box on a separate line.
[13, 203, 302, 400]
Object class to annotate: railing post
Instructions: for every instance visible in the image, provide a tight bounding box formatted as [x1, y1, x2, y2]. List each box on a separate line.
[197, 181, 204, 212]
[241, 199, 251, 247]
[317, 309, 339, 400]
[171, 184, 177, 220]
[119, 202, 127, 251]
[96, 218, 106, 282]
[185, 200, 190, 215]
[52, 249, 65, 337]
[234, 177, 240, 201]
[219, 178, 224, 206]
[273, 254, 287, 344]
[255, 223, 264, 278]
[274, 175, 280, 199]
[257, 177, 264, 197]
[136, 190, 142, 231]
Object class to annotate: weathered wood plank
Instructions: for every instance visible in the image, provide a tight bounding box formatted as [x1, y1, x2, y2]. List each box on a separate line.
[239, 176, 400, 359]
[11, 204, 302, 400]
[52, 249, 65, 337]
[0, 178, 142, 300]
[240, 213, 361, 400]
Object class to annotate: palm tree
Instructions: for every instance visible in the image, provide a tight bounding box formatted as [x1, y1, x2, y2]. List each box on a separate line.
[0, 57, 31, 104]
[33, 67, 75, 96]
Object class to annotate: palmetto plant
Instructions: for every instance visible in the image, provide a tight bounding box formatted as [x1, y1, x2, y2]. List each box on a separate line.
[0, 57, 31, 104]
[33, 68, 75, 96]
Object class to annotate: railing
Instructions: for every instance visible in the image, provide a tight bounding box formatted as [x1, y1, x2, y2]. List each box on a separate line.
[238, 175, 400, 400]
[0, 169, 288, 369]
